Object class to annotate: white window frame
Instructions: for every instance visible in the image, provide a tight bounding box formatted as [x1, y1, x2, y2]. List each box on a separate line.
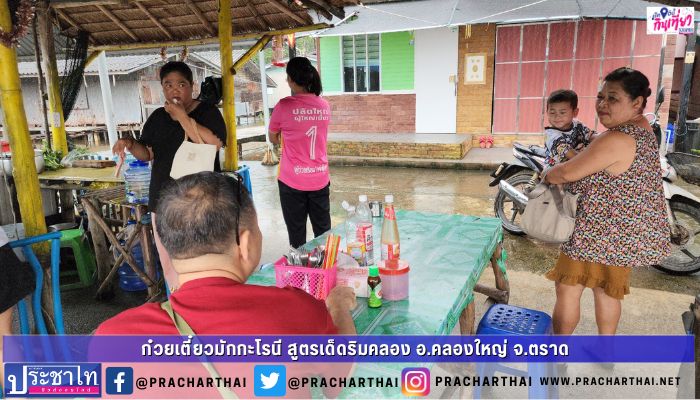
[341, 34, 382, 93]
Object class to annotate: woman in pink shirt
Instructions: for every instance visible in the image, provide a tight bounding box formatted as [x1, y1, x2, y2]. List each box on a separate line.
[269, 57, 332, 248]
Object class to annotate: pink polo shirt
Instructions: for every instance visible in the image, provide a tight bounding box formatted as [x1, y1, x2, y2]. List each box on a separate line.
[269, 93, 331, 191]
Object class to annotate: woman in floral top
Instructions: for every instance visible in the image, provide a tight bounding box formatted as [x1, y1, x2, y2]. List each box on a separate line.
[544, 68, 671, 335]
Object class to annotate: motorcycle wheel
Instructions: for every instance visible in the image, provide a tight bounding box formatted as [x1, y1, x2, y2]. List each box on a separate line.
[494, 171, 536, 235]
[653, 199, 700, 275]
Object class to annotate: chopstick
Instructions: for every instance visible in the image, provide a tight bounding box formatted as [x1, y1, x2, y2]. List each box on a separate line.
[322, 234, 340, 270]
[322, 235, 332, 269]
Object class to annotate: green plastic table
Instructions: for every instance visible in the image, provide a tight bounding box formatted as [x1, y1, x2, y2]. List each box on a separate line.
[248, 210, 510, 397]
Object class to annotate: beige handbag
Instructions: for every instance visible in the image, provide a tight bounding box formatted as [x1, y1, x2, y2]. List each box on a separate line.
[170, 118, 217, 179]
[521, 182, 579, 244]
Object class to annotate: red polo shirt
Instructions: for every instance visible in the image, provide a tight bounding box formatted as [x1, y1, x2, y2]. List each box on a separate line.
[96, 277, 338, 335]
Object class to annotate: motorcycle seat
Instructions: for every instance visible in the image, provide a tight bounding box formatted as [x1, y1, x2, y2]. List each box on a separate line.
[514, 142, 546, 158]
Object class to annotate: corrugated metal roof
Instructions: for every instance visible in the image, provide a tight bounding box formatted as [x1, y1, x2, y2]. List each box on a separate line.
[189, 50, 247, 71]
[17, 54, 174, 77]
[15, 27, 67, 61]
[189, 51, 277, 87]
[17, 50, 277, 87]
[317, 0, 700, 36]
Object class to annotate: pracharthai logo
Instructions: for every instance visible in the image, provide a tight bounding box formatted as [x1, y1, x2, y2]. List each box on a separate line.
[4, 363, 101, 398]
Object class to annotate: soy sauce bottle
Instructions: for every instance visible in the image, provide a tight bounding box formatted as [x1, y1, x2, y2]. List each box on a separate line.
[368, 266, 382, 308]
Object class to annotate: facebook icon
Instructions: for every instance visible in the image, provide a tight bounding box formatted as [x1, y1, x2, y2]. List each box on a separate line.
[106, 367, 134, 395]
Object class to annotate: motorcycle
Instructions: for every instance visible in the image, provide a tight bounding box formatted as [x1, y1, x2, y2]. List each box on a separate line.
[490, 88, 700, 275]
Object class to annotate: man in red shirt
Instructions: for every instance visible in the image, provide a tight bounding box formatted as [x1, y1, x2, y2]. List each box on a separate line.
[96, 172, 355, 397]
[96, 172, 355, 335]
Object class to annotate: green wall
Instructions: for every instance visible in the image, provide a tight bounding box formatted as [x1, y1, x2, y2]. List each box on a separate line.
[319, 36, 342, 92]
[380, 32, 414, 90]
[319, 32, 415, 92]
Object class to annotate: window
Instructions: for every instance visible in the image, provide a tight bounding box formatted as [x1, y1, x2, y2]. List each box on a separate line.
[342, 34, 380, 92]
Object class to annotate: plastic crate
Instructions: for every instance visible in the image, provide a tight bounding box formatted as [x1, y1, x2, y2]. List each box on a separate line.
[274, 257, 337, 300]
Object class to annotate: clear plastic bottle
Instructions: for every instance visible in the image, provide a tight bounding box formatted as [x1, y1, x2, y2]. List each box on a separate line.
[381, 194, 400, 261]
[356, 195, 375, 265]
[342, 202, 367, 266]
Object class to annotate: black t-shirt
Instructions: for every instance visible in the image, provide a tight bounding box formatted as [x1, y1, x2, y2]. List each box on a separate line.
[138, 102, 227, 211]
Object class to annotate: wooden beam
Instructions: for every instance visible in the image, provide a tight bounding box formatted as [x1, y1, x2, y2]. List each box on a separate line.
[50, 8, 95, 44]
[50, 0, 121, 9]
[266, 0, 309, 25]
[231, 35, 272, 75]
[220, 0, 237, 171]
[89, 23, 329, 51]
[83, 50, 101, 67]
[297, 0, 332, 20]
[307, 0, 346, 19]
[0, 0, 49, 242]
[53, 8, 80, 29]
[473, 283, 509, 304]
[95, 4, 139, 41]
[134, 1, 173, 39]
[184, 0, 215, 36]
[246, 2, 270, 31]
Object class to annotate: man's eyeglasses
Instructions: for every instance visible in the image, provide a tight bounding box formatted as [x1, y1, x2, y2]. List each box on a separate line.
[233, 173, 244, 246]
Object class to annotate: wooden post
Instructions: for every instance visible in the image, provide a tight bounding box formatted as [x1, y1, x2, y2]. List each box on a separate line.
[259, 50, 271, 143]
[36, 0, 68, 155]
[85, 198, 113, 299]
[135, 206, 157, 300]
[32, 17, 50, 141]
[458, 301, 476, 335]
[96, 52, 118, 149]
[0, 0, 48, 241]
[219, 0, 237, 171]
[490, 244, 510, 303]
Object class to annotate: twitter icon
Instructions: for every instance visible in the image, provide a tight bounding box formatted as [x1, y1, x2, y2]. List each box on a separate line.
[254, 365, 286, 397]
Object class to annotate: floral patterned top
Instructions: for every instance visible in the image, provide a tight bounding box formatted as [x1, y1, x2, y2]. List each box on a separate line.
[561, 123, 671, 267]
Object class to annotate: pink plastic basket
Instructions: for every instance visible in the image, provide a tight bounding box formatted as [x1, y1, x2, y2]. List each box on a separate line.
[274, 257, 337, 300]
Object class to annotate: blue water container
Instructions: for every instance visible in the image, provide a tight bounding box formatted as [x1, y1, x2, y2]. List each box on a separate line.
[123, 160, 151, 204]
[118, 241, 147, 292]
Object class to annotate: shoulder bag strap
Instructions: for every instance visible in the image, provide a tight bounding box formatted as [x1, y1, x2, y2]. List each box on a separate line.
[160, 301, 238, 399]
[549, 185, 567, 215]
[189, 117, 204, 144]
[526, 182, 549, 199]
[180, 117, 205, 144]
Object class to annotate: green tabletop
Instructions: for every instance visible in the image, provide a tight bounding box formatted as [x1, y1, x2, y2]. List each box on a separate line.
[248, 210, 504, 398]
[248, 210, 503, 335]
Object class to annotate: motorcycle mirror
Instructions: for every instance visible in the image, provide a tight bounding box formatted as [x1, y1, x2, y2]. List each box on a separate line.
[656, 87, 665, 105]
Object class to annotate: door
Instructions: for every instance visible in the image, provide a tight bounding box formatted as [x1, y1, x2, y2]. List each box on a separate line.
[415, 27, 458, 133]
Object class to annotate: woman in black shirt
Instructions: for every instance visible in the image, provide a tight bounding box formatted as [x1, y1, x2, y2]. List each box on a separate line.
[112, 62, 226, 290]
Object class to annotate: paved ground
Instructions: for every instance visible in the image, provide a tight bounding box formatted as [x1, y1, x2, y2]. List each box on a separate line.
[58, 162, 699, 337]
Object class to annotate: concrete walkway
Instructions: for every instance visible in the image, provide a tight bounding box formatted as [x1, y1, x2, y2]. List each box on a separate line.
[328, 147, 512, 170]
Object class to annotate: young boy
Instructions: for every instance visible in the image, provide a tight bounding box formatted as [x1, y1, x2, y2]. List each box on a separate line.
[544, 89, 595, 167]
